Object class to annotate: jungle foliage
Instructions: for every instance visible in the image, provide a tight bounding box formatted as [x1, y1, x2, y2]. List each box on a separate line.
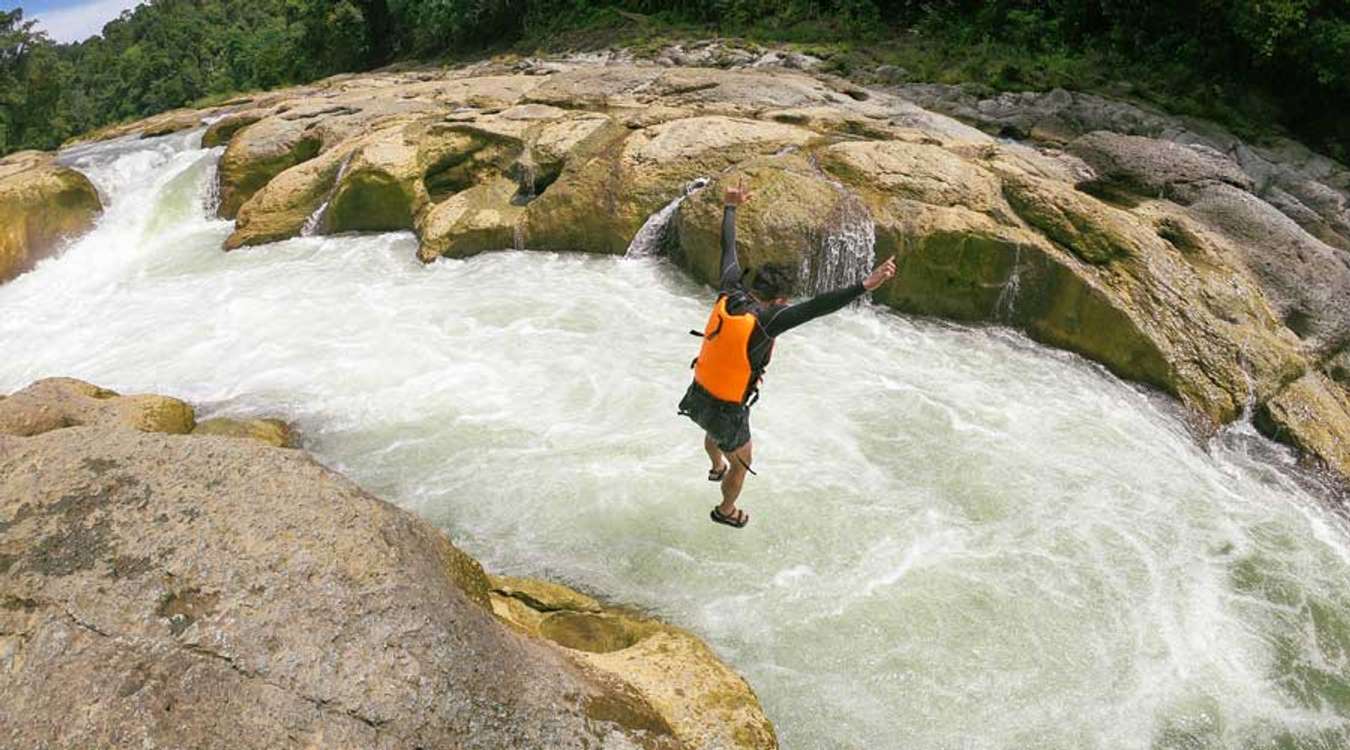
[2, 1, 1346, 159]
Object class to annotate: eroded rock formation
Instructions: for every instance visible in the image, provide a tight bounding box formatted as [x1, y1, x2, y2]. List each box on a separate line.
[0, 151, 101, 284]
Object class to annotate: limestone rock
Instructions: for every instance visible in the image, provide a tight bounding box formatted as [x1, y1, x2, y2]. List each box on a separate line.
[138, 109, 204, 139]
[223, 142, 353, 249]
[523, 115, 816, 256]
[0, 425, 685, 750]
[0, 378, 194, 436]
[1001, 173, 1143, 265]
[191, 417, 295, 448]
[416, 175, 522, 260]
[216, 116, 322, 219]
[891, 83, 1350, 251]
[201, 112, 263, 148]
[491, 578, 777, 750]
[675, 152, 847, 288]
[1175, 181, 1350, 351]
[1067, 131, 1253, 202]
[1255, 372, 1350, 479]
[490, 575, 602, 613]
[0, 151, 101, 284]
[819, 139, 1011, 219]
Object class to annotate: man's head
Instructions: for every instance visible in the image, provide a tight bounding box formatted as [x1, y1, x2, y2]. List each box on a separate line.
[747, 264, 793, 302]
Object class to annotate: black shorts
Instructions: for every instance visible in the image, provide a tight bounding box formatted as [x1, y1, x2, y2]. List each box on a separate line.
[679, 381, 751, 453]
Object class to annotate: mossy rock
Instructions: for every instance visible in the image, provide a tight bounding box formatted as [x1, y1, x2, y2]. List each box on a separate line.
[416, 176, 522, 260]
[1254, 372, 1350, 479]
[675, 153, 845, 289]
[488, 575, 777, 749]
[216, 118, 323, 219]
[0, 158, 102, 284]
[490, 574, 602, 613]
[224, 145, 355, 249]
[1002, 174, 1137, 265]
[202, 112, 263, 148]
[0, 378, 195, 436]
[192, 417, 296, 448]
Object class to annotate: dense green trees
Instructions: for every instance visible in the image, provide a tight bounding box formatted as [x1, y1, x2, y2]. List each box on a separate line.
[0, 1, 392, 154]
[0, 1, 1346, 159]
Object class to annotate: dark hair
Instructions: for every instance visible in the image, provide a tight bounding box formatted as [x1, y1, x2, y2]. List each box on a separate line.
[749, 264, 793, 299]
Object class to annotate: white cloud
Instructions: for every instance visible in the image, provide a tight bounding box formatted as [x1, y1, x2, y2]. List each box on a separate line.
[32, 0, 148, 44]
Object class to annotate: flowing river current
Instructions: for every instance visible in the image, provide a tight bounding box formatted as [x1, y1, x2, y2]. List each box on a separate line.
[5, 131, 1350, 749]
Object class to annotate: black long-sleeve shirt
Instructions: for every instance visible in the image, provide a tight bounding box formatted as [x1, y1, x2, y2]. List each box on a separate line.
[715, 204, 865, 379]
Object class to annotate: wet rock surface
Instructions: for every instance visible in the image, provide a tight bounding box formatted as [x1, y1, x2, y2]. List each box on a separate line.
[0, 151, 101, 284]
[490, 576, 777, 750]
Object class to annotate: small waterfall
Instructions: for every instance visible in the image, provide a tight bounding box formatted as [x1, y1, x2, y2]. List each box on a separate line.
[624, 177, 710, 258]
[301, 154, 355, 237]
[994, 246, 1023, 321]
[202, 160, 222, 217]
[800, 155, 876, 294]
[511, 149, 539, 207]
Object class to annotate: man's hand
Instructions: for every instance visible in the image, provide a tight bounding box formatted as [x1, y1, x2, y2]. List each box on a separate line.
[724, 177, 753, 207]
[863, 255, 896, 291]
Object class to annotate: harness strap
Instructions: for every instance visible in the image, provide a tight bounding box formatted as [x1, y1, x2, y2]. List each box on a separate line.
[736, 454, 757, 476]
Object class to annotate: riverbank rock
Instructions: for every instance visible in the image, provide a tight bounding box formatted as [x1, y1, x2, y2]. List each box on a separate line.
[191, 416, 296, 448]
[0, 379, 774, 748]
[0, 378, 194, 436]
[891, 83, 1350, 252]
[490, 576, 777, 750]
[0, 151, 101, 284]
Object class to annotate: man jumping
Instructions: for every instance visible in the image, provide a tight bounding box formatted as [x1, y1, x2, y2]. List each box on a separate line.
[678, 180, 897, 529]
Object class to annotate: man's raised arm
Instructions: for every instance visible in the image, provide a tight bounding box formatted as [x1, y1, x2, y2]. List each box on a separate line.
[762, 256, 897, 337]
[719, 181, 753, 291]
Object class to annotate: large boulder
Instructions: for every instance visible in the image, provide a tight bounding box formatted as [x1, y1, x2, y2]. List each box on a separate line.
[890, 83, 1350, 252]
[524, 115, 819, 257]
[1174, 181, 1350, 352]
[0, 151, 101, 284]
[216, 116, 323, 219]
[0, 380, 774, 749]
[490, 577, 777, 750]
[674, 151, 853, 288]
[0, 378, 194, 436]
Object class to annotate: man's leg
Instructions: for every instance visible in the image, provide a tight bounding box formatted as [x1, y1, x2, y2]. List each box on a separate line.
[704, 433, 726, 473]
[718, 439, 753, 517]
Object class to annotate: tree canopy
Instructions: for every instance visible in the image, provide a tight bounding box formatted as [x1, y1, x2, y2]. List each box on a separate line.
[1, 1, 1346, 159]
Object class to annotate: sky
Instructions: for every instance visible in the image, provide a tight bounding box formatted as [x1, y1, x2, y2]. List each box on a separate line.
[3, 0, 148, 43]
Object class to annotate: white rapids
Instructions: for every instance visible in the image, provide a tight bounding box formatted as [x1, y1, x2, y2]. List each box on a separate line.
[4, 132, 1350, 750]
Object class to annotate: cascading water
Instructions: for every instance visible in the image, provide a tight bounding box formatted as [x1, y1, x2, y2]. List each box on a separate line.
[995, 245, 1024, 321]
[802, 158, 876, 294]
[6, 134, 1350, 750]
[300, 153, 355, 236]
[625, 176, 711, 257]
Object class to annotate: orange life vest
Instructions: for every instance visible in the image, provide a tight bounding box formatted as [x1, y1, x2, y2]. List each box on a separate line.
[692, 295, 770, 404]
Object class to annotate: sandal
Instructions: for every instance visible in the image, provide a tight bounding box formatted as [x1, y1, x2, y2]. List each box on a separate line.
[710, 506, 749, 529]
[708, 461, 729, 482]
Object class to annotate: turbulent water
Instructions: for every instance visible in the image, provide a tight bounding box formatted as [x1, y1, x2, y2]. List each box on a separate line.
[6, 132, 1350, 750]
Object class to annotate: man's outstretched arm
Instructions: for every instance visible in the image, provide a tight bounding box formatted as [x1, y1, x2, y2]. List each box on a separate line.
[718, 181, 753, 292]
[762, 256, 897, 337]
